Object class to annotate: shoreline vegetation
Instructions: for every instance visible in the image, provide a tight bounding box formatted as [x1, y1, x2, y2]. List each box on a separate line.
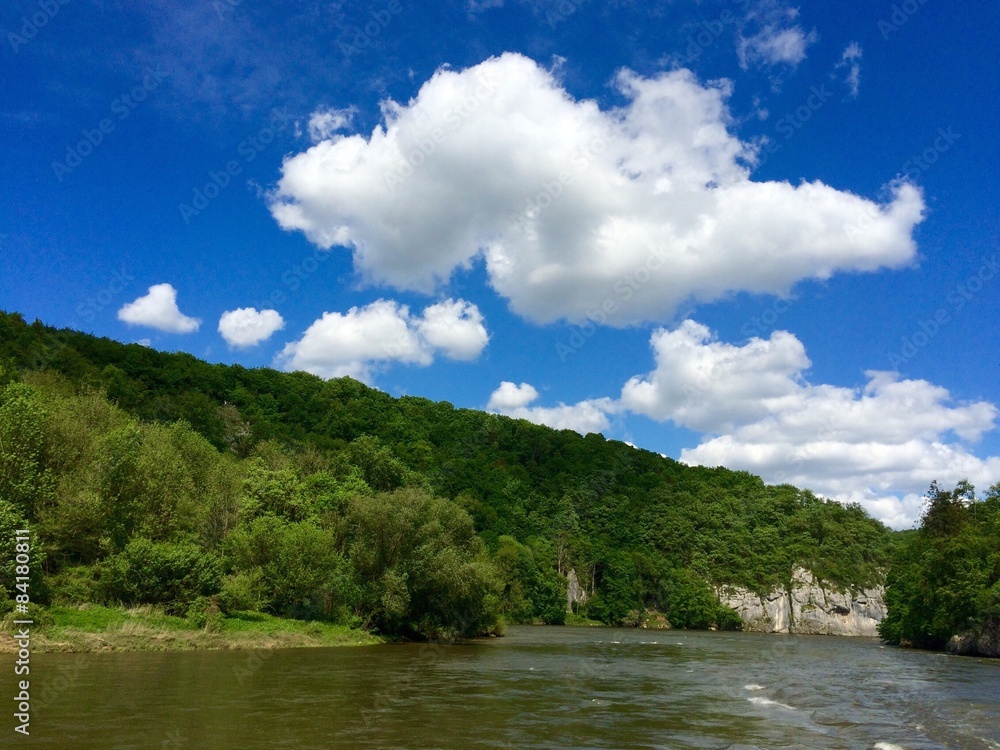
[0, 604, 383, 653]
[0, 312, 996, 657]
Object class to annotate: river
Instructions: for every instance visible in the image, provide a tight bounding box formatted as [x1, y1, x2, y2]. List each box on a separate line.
[5, 626, 999, 748]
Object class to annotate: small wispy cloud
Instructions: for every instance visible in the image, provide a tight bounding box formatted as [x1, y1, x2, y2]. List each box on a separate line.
[835, 42, 863, 97]
[737, 1, 817, 71]
[307, 107, 356, 143]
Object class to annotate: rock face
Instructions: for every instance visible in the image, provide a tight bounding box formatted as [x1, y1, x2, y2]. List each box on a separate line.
[717, 567, 885, 637]
[947, 619, 1000, 657]
[566, 568, 588, 614]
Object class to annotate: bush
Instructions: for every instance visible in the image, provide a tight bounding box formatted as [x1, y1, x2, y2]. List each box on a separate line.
[0, 382, 56, 519]
[186, 596, 224, 631]
[46, 565, 101, 604]
[224, 516, 356, 621]
[218, 570, 268, 613]
[100, 537, 221, 613]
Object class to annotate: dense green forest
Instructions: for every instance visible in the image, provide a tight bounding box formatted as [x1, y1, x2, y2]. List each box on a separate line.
[0, 309, 977, 645]
[879, 481, 1000, 653]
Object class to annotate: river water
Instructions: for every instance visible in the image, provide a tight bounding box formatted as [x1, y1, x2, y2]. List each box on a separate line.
[5, 626, 999, 749]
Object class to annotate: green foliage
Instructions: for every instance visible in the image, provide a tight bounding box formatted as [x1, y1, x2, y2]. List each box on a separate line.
[0, 382, 56, 518]
[218, 570, 268, 613]
[346, 435, 409, 492]
[0, 499, 46, 601]
[224, 516, 356, 621]
[492, 535, 566, 624]
[239, 459, 309, 521]
[185, 596, 224, 631]
[880, 481, 1000, 650]
[657, 567, 741, 630]
[100, 537, 221, 613]
[344, 488, 502, 637]
[45, 565, 101, 604]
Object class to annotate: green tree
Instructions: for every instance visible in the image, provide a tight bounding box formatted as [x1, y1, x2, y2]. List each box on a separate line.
[224, 516, 355, 621]
[100, 537, 221, 613]
[345, 488, 502, 637]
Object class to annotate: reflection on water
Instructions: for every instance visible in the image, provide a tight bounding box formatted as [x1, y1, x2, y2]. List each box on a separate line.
[3, 626, 999, 749]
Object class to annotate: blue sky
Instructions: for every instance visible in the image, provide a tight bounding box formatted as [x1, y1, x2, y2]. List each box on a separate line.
[2, 0, 997, 527]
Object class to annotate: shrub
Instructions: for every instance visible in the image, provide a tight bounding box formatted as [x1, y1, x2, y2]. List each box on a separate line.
[100, 537, 221, 613]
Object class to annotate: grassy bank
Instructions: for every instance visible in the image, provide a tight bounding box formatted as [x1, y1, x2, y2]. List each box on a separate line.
[0, 604, 383, 653]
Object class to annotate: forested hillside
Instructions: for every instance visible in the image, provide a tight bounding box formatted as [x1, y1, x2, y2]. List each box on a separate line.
[0, 311, 893, 638]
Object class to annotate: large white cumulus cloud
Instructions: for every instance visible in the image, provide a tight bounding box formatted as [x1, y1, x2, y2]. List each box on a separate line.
[269, 53, 924, 325]
[620, 321, 1000, 527]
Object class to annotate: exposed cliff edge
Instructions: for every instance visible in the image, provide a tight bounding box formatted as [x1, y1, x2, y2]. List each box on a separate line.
[566, 568, 589, 614]
[717, 567, 885, 636]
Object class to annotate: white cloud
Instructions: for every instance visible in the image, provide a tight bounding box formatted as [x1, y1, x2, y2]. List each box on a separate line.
[307, 107, 355, 143]
[487, 381, 539, 410]
[487, 380, 614, 434]
[736, 1, 817, 70]
[738, 26, 816, 69]
[618, 321, 1000, 527]
[277, 298, 488, 381]
[620, 320, 808, 431]
[836, 42, 863, 97]
[415, 299, 489, 360]
[218, 308, 285, 348]
[117, 284, 201, 333]
[269, 53, 924, 326]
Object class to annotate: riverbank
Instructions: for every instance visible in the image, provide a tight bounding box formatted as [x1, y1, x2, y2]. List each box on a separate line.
[0, 604, 383, 653]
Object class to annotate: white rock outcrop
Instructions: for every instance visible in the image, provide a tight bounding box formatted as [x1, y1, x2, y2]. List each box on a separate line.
[717, 567, 885, 636]
[566, 568, 588, 614]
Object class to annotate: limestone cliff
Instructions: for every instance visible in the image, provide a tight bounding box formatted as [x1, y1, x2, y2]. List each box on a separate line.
[566, 568, 588, 614]
[717, 567, 885, 636]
